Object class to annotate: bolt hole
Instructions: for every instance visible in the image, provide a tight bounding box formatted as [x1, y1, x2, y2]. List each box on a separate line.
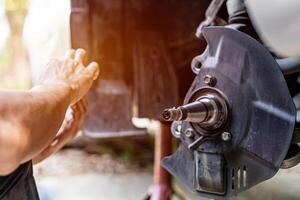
[195, 61, 202, 69]
[191, 56, 203, 74]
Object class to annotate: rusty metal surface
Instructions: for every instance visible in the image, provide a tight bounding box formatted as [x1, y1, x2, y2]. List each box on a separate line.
[70, 0, 210, 136]
[70, 0, 91, 53]
[128, 0, 210, 119]
[133, 32, 179, 119]
[84, 80, 145, 138]
[71, 0, 144, 137]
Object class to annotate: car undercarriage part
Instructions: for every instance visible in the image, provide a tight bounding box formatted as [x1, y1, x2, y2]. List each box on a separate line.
[70, 0, 300, 199]
[277, 58, 300, 75]
[70, 0, 210, 137]
[195, 0, 226, 38]
[70, 0, 145, 137]
[70, 0, 211, 199]
[162, 26, 296, 199]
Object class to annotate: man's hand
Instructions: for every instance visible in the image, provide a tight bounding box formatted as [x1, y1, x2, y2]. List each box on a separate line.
[0, 48, 99, 175]
[38, 48, 99, 104]
[31, 48, 98, 164]
[32, 98, 87, 164]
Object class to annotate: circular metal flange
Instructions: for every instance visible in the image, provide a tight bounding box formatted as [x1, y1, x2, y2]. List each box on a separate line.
[187, 87, 230, 136]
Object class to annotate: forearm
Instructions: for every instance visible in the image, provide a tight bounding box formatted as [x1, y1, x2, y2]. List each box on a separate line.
[25, 84, 74, 160]
[0, 84, 73, 173]
[0, 48, 99, 175]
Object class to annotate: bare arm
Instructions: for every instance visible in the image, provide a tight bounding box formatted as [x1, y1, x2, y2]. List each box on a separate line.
[32, 98, 87, 165]
[0, 49, 99, 175]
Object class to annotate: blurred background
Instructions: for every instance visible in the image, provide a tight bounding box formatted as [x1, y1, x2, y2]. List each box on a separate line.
[0, 0, 299, 200]
[0, 1, 156, 199]
[0, 0, 30, 89]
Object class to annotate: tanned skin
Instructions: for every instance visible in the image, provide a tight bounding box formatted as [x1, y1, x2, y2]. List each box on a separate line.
[0, 48, 99, 175]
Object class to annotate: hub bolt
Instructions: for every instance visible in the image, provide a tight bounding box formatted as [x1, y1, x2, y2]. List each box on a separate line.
[203, 75, 217, 86]
[185, 128, 195, 138]
[221, 132, 231, 141]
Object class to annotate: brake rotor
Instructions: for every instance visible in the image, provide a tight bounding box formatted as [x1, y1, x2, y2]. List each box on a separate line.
[162, 27, 296, 199]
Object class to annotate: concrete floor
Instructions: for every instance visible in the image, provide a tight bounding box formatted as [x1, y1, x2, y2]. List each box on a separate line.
[36, 173, 152, 200]
[34, 148, 300, 200]
[35, 169, 300, 200]
[34, 148, 154, 200]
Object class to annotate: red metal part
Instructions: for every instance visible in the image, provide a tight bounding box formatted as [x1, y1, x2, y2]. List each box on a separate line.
[144, 122, 173, 200]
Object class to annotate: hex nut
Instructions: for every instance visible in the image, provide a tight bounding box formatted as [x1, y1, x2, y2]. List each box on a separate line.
[203, 75, 217, 86]
[185, 128, 195, 138]
[222, 132, 231, 141]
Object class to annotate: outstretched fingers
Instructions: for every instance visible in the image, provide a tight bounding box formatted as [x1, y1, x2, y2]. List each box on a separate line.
[86, 61, 100, 80]
[64, 49, 75, 60]
[74, 48, 87, 64]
